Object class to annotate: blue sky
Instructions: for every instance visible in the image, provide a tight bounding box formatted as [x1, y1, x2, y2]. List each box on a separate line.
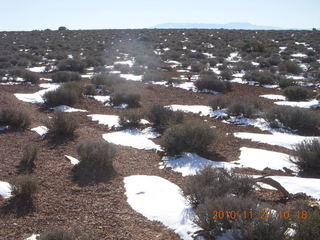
[1, 0, 319, 31]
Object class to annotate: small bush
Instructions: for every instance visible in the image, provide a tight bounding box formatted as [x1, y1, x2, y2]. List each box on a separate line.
[73, 140, 115, 184]
[293, 207, 320, 240]
[12, 175, 38, 199]
[52, 71, 81, 83]
[291, 139, 320, 175]
[228, 97, 262, 118]
[39, 227, 91, 240]
[279, 61, 302, 75]
[244, 70, 276, 85]
[220, 69, 233, 80]
[195, 74, 231, 92]
[47, 111, 78, 138]
[183, 166, 254, 207]
[43, 83, 83, 107]
[162, 120, 220, 155]
[148, 105, 184, 132]
[142, 71, 169, 82]
[84, 84, 96, 95]
[283, 86, 313, 101]
[57, 59, 85, 72]
[109, 85, 140, 108]
[266, 106, 320, 132]
[119, 111, 142, 129]
[18, 145, 37, 173]
[91, 73, 124, 88]
[208, 96, 230, 110]
[0, 107, 31, 130]
[278, 78, 296, 89]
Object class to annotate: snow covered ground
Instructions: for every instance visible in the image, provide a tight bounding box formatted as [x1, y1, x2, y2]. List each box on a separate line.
[102, 128, 162, 151]
[234, 132, 320, 149]
[31, 126, 48, 136]
[260, 94, 319, 108]
[14, 83, 60, 104]
[52, 105, 87, 112]
[168, 105, 228, 118]
[0, 181, 12, 199]
[65, 155, 80, 165]
[88, 114, 150, 129]
[120, 74, 143, 81]
[124, 175, 201, 240]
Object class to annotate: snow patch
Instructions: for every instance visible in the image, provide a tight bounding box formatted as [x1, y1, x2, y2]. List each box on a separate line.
[31, 126, 48, 136]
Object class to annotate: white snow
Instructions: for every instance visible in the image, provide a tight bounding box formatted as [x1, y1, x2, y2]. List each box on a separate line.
[102, 128, 161, 151]
[88, 114, 120, 128]
[0, 181, 12, 199]
[52, 105, 87, 112]
[285, 75, 305, 80]
[92, 95, 110, 103]
[269, 176, 320, 200]
[291, 53, 307, 58]
[24, 234, 40, 240]
[65, 155, 80, 165]
[120, 74, 143, 81]
[168, 105, 228, 118]
[124, 175, 201, 240]
[234, 132, 320, 149]
[162, 153, 233, 176]
[226, 52, 241, 62]
[31, 126, 48, 136]
[14, 83, 60, 104]
[234, 147, 297, 172]
[275, 99, 319, 109]
[114, 59, 134, 67]
[27, 66, 46, 73]
[260, 94, 286, 101]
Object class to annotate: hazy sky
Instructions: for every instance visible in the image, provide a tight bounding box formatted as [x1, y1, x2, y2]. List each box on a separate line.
[1, 0, 319, 31]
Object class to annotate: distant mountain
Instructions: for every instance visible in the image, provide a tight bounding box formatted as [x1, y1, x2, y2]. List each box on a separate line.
[152, 22, 282, 30]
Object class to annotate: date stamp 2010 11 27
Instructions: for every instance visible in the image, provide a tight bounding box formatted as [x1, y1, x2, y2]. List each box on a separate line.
[211, 210, 308, 220]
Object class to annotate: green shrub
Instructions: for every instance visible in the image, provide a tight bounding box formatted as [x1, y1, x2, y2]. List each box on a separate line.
[109, 85, 140, 108]
[266, 106, 320, 132]
[162, 120, 220, 155]
[47, 111, 78, 138]
[291, 139, 320, 175]
[119, 111, 142, 129]
[220, 69, 233, 80]
[52, 71, 81, 83]
[142, 71, 168, 82]
[279, 61, 302, 74]
[183, 166, 254, 207]
[0, 107, 31, 130]
[57, 59, 85, 72]
[293, 207, 320, 240]
[241, 41, 265, 53]
[244, 70, 276, 85]
[283, 86, 313, 101]
[148, 105, 184, 132]
[195, 74, 231, 92]
[18, 146, 37, 173]
[43, 82, 83, 107]
[12, 175, 38, 199]
[278, 78, 296, 89]
[84, 84, 96, 95]
[208, 96, 230, 110]
[73, 140, 115, 184]
[91, 73, 124, 88]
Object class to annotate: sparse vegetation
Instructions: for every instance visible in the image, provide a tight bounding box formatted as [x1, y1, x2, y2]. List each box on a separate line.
[73, 140, 116, 184]
[52, 71, 81, 83]
[279, 61, 302, 75]
[283, 86, 313, 101]
[195, 74, 232, 92]
[18, 145, 37, 173]
[46, 111, 78, 138]
[0, 107, 31, 130]
[109, 85, 141, 108]
[119, 111, 142, 129]
[162, 119, 220, 155]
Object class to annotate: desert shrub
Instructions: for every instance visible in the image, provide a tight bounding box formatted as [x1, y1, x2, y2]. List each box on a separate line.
[47, 111, 78, 138]
[241, 41, 265, 53]
[293, 207, 320, 240]
[19, 70, 40, 84]
[0, 107, 31, 130]
[266, 106, 320, 132]
[109, 85, 140, 108]
[11, 175, 38, 199]
[142, 71, 168, 82]
[162, 119, 220, 155]
[291, 139, 320, 175]
[283, 86, 313, 101]
[195, 74, 231, 92]
[148, 105, 184, 132]
[113, 63, 130, 73]
[220, 69, 233, 80]
[228, 97, 263, 118]
[43, 83, 82, 107]
[278, 61, 302, 74]
[57, 59, 85, 72]
[91, 73, 124, 88]
[191, 62, 204, 72]
[183, 166, 254, 207]
[244, 70, 276, 85]
[52, 71, 81, 83]
[18, 146, 37, 173]
[119, 111, 142, 129]
[278, 78, 296, 89]
[84, 84, 96, 95]
[208, 96, 230, 110]
[39, 227, 91, 240]
[73, 140, 115, 184]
